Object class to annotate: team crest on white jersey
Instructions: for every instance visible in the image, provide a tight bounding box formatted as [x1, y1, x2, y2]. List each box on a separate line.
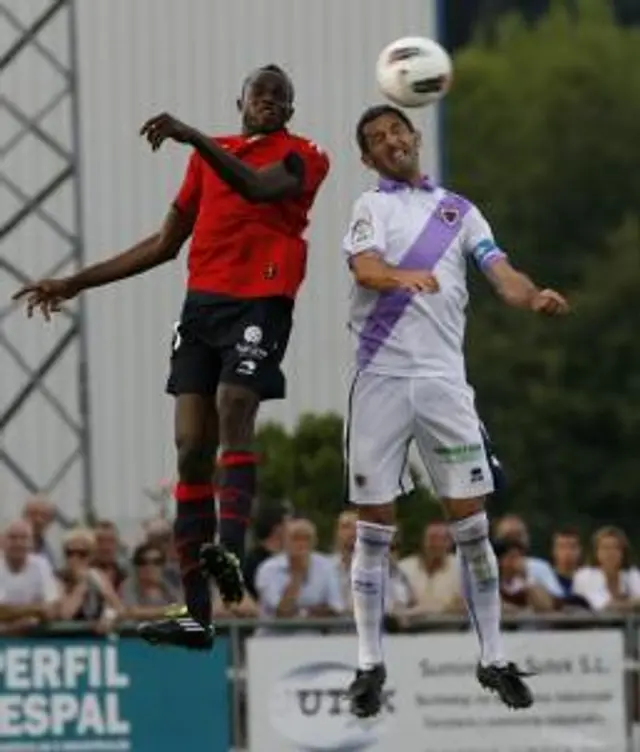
[439, 206, 460, 226]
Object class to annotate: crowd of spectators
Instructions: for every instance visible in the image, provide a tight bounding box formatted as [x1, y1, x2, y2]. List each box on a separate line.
[1, 495, 639, 633]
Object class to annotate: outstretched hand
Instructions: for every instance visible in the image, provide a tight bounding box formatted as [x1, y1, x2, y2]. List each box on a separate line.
[12, 278, 78, 321]
[140, 112, 196, 151]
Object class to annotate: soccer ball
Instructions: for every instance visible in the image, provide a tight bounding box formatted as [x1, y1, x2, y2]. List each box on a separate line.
[376, 36, 453, 109]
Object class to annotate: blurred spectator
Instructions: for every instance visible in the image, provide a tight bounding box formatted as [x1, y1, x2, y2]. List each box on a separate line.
[386, 533, 416, 615]
[331, 510, 358, 611]
[244, 502, 290, 599]
[256, 518, 344, 631]
[22, 496, 57, 565]
[494, 538, 554, 613]
[121, 544, 179, 620]
[494, 514, 563, 598]
[551, 527, 591, 610]
[92, 521, 128, 590]
[573, 526, 640, 612]
[0, 520, 59, 613]
[144, 518, 181, 592]
[398, 522, 461, 615]
[58, 528, 122, 629]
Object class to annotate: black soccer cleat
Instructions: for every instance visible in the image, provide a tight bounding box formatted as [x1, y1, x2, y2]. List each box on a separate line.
[199, 543, 244, 605]
[137, 606, 214, 651]
[476, 662, 534, 710]
[348, 664, 387, 719]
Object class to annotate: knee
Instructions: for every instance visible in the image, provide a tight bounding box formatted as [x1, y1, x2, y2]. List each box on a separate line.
[218, 386, 258, 446]
[355, 503, 395, 527]
[443, 496, 486, 522]
[175, 433, 212, 482]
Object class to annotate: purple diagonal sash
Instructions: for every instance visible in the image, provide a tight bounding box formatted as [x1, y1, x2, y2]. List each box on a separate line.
[357, 193, 471, 369]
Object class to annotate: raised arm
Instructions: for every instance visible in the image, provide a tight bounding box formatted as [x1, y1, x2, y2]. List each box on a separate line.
[464, 207, 569, 315]
[140, 113, 327, 203]
[13, 205, 194, 320]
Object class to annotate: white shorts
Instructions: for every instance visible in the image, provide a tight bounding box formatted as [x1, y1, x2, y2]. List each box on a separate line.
[345, 372, 495, 503]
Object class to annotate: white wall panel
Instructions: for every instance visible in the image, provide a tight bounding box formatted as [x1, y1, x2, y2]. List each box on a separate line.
[3, 0, 442, 529]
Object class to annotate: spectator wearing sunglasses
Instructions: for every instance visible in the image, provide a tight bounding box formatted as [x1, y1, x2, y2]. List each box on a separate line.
[121, 544, 180, 621]
[57, 528, 122, 631]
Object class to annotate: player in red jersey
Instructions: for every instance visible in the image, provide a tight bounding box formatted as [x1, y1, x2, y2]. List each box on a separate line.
[13, 65, 330, 650]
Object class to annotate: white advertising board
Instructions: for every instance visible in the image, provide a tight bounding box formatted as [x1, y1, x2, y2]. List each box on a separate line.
[247, 630, 626, 752]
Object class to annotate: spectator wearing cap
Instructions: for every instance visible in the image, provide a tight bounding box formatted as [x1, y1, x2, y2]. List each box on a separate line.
[244, 502, 290, 599]
[121, 544, 180, 620]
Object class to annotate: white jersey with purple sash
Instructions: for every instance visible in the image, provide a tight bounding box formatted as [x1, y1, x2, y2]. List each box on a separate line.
[342, 178, 505, 380]
[342, 177, 504, 504]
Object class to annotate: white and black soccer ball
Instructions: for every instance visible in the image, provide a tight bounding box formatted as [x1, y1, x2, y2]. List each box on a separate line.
[376, 36, 453, 109]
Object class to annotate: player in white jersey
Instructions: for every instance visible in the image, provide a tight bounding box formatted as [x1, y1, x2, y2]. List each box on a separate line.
[342, 105, 569, 718]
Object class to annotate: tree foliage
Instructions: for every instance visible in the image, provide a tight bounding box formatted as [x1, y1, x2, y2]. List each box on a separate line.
[256, 2, 640, 555]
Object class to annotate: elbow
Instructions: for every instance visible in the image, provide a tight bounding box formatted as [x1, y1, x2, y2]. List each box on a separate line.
[354, 270, 381, 291]
[237, 176, 270, 203]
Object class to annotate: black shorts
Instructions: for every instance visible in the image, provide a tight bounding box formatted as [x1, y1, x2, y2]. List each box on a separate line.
[166, 292, 293, 400]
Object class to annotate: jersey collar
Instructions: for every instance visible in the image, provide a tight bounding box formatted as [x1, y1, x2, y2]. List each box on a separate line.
[377, 175, 434, 193]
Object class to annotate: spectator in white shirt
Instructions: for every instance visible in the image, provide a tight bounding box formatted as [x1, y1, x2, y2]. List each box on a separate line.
[256, 518, 344, 632]
[573, 526, 640, 612]
[0, 520, 59, 607]
[331, 510, 358, 612]
[398, 522, 461, 615]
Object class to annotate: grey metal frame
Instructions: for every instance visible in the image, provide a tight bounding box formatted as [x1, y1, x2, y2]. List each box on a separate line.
[0, 0, 94, 520]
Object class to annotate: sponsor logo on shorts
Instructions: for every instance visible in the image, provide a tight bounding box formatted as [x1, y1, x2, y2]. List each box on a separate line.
[171, 321, 182, 352]
[470, 466, 484, 483]
[434, 443, 483, 464]
[244, 325, 263, 345]
[236, 360, 257, 376]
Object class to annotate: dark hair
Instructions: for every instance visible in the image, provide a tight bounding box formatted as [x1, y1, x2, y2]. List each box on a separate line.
[554, 526, 581, 540]
[132, 543, 164, 567]
[253, 501, 291, 541]
[356, 104, 414, 154]
[492, 537, 527, 559]
[241, 64, 294, 103]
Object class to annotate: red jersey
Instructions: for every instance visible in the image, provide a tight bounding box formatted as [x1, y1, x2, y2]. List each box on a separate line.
[173, 129, 330, 299]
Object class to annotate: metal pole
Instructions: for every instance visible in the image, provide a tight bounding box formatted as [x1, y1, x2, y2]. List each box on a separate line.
[67, 0, 95, 524]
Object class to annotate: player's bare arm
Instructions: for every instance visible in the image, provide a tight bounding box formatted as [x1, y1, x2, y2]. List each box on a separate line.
[485, 257, 569, 315]
[140, 112, 304, 203]
[350, 251, 440, 294]
[12, 207, 193, 320]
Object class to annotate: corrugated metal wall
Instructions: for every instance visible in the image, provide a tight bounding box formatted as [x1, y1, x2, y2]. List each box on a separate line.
[3, 0, 441, 532]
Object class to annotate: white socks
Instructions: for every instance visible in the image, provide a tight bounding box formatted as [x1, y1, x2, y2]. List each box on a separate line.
[351, 520, 395, 670]
[449, 512, 505, 667]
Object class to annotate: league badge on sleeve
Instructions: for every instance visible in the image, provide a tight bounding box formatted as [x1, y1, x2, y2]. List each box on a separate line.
[351, 207, 374, 247]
